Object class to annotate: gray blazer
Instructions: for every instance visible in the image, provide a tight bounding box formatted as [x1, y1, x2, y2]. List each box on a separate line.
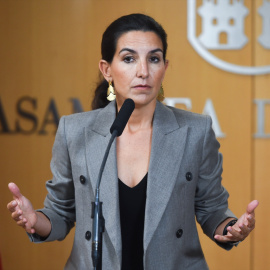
[30, 101, 236, 270]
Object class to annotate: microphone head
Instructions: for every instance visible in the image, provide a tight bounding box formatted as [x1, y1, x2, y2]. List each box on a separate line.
[110, 99, 135, 136]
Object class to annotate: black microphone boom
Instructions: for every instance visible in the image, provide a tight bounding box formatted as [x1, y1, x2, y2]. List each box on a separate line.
[91, 98, 135, 270]
[110, 98, 135, 136]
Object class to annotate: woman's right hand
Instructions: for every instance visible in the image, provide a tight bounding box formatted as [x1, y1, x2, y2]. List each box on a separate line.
[7, 182, 38, 234]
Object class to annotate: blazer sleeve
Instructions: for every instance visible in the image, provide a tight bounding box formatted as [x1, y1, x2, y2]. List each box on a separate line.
[28, 116, 76, 243]
[195, 116, 237, 250]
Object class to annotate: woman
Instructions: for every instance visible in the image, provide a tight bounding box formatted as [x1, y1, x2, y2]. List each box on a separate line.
[7, 14, 258, 270]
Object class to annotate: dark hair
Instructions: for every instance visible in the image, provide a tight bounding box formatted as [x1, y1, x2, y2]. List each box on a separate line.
[91, 13, 168, 110]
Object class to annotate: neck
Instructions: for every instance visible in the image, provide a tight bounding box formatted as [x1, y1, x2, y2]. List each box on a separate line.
[117, 100, 156, 133]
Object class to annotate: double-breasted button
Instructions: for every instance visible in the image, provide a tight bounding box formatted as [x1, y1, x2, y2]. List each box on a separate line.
[185, 172, 193, 181]
[80, 175, 86, 184]
[85, 231, 91, 241]
[176, 229, 183, 238]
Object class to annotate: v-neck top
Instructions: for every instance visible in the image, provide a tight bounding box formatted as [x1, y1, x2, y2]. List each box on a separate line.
[118, 173, 148, 270]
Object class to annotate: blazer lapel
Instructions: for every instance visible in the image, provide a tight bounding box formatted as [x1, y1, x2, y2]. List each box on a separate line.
[85, 101, 122, 265]
[144, 102, 189, 251]
[84, 101, 188, 262]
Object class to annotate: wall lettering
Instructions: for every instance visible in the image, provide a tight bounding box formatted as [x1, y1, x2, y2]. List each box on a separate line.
[164, 98, 225, 138]
[1, 96, 270, 139]
[254, 99, 270, 138]
[15, 96, 38, 134]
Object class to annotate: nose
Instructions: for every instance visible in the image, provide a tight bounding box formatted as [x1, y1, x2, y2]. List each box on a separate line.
[136, 60, 149, 78]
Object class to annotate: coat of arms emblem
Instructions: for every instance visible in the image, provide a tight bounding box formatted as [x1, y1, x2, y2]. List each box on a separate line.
[187, 0, 270, 75]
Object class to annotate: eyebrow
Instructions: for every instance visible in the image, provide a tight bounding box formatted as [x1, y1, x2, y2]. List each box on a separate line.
[119, 48, 163, 54]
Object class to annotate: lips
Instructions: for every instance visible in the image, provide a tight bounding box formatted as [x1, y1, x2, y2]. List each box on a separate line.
[133, 84, 151, 89]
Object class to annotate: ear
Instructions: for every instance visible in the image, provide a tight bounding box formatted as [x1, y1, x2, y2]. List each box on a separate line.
[161, 59, 169, 82]
[99, 60, 112, 82]
[164, 59, 169, 71]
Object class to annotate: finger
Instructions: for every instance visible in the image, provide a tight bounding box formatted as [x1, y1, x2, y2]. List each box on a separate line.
[246, 200, 259, 215]
[7, 200, 18, 212]
[228, 225, 249, 241]
[240, 219, 255, 234]
[247, 215, 255, 228]
[8, 182, 23, 200]
[238, 223, 250, 236]
[214, 234, 226, 242]
[214, 234, 235, 243]
[11, 210, 23, 221]
[215, 232, 242, 243]
[16, 218, 27, 227]
[25, 227, 36, 234]
[21, 220, 35, 234]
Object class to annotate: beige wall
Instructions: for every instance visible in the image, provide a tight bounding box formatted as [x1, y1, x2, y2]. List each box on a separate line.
[0, 0, 269, 269]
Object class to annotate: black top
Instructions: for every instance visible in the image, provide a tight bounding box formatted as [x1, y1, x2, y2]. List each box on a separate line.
[118, 174, 147, 270]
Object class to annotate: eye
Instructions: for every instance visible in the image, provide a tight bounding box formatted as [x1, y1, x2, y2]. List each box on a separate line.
[149, 56, 160, 63]
[123, 56, 135, 63]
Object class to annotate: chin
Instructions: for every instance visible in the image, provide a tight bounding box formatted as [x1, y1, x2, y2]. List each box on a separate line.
[132, 95, 157, 107]
[116, 93, 157, 108]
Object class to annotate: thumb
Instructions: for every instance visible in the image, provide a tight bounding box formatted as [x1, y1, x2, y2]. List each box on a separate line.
[8, 182, 23, 200]
[246, 200, 259, 215]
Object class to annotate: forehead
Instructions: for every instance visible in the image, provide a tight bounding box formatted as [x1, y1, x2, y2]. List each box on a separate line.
[116, 31, 163, 52]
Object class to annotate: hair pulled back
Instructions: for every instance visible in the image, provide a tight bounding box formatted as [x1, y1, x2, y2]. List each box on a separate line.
[91, 13, 168, 110]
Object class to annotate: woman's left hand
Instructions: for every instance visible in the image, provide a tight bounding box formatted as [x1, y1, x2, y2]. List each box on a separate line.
[214, 200, 259, 243]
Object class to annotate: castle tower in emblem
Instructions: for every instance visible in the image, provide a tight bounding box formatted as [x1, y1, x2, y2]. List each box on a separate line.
[198, 0, 249, 49]
[258, 0, 270, 49]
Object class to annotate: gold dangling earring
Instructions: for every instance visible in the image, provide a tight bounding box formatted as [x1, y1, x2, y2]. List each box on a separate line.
[157, 84, 165, 101]
[107, 81, 116, 101]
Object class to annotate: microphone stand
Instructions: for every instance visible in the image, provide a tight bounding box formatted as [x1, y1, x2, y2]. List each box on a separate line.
[91, 98, 135, 270]
[91, 129, 118, 270]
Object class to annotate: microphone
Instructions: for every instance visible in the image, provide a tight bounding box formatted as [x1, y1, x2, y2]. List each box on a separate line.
[91, 98, 135, 270]
[110, 98, 135, 136]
